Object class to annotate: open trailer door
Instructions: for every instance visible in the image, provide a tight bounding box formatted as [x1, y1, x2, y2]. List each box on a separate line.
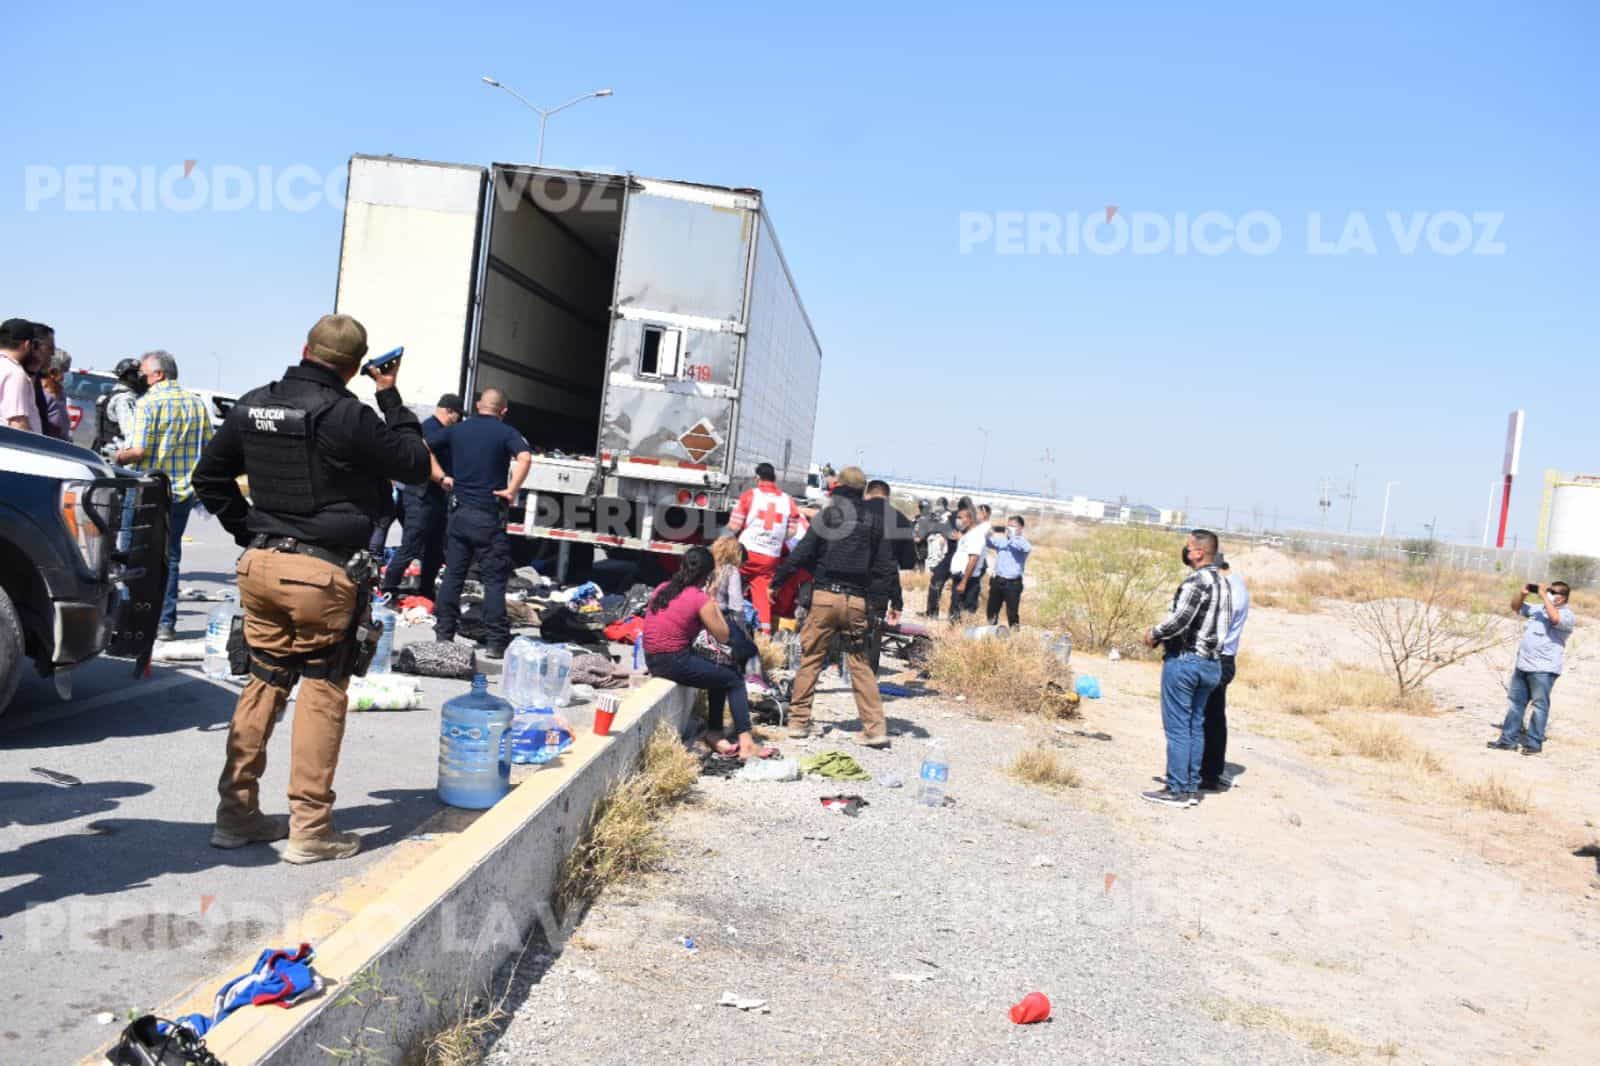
[335, 155, 488, 407]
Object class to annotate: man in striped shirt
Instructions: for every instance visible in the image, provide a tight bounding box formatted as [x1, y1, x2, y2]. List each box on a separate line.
[1140, 528, 1231, 807]
[115, 351, 214, 640]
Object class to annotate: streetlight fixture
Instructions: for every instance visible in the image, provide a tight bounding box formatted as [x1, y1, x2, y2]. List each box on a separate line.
[481, 76, 613, 164]
[1379, 480, 1399, 539]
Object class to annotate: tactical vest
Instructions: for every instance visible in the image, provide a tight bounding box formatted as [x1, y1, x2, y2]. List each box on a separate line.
[93, 390, 122, 450]
[235, 380, 385, 545]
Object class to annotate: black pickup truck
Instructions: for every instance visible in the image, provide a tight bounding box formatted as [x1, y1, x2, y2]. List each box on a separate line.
[0, 427, 169, 715]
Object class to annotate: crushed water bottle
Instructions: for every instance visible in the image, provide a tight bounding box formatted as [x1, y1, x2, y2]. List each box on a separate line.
[509, 708, 573, 764]
[369, 599, 396, 675]
[917, 739, 949, 808]
[203, 601, 236, 679]
[437, 674, 513, 809]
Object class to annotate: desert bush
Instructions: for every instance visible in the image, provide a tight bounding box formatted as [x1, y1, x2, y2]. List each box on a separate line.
[1463, 775, 1532, 814]
[1032, 525, 1183, 651]
[1249, 584, 1317, 613]
[1549, 553, 1600, 589]
[1321, 716, 1444, 775]
[1007, 745, 1081, 790]
[928, 632, 1079, 719]
[899, 568, 932, 595]
[1350, 561, 1513, 697]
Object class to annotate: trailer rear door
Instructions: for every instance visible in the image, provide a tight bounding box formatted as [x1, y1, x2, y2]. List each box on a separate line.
[335, 155, 488, 407]
[599, 180, 757, 479]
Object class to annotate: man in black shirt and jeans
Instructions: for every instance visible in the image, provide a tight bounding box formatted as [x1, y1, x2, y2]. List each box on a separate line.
[772, 466, 890, 744]
[427, 388, 532, 658]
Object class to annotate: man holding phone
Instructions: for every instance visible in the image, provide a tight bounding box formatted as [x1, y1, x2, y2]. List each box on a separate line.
[194, 314, 434, 864]
[1488, 580, 1575, 755]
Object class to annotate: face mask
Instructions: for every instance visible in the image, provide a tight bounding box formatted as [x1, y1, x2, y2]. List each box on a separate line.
[1180, 546, 1194, 568]
[1007, 525, 1021, 537]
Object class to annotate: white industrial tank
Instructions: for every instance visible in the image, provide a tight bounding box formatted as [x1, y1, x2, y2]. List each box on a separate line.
[1545, 476, 1600, 556]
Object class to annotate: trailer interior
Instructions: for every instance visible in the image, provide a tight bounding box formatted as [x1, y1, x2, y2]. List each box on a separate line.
[474, 167, 625, 454]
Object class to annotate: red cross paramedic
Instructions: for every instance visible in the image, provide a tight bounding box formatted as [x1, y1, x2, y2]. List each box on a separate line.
[726, 461, 800, 631]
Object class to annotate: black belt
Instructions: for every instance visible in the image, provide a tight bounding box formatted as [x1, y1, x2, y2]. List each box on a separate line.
[251, 535, 354, 569]
[814, 582, 866, 597]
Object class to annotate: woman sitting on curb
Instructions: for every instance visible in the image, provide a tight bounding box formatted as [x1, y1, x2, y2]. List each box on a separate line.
[643, 546, 770, 760]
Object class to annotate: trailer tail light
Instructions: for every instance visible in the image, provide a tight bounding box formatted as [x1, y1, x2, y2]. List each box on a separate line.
[675, 489, 692, 504]
[694, 493, 710, 508]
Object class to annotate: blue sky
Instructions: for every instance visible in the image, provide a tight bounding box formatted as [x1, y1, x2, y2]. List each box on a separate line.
[7, 1, 1595, 544]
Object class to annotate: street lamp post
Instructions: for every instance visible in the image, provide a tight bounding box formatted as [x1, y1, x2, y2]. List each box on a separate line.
[481, 77, 614, 165]
[1379, 480, 1399, 539]
[977, 426, 991, 490]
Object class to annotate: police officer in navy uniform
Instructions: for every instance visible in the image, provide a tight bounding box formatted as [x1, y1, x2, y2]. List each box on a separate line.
[379, 392, 462, 601]
[427, 387, 532, 659]
[192, 314, 436, 864]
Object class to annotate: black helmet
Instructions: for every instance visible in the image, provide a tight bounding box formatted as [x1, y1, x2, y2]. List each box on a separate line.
[114, 357, 145, 391]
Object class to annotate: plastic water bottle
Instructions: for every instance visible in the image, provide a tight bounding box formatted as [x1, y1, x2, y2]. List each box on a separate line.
[543, 645, 573, 708]
[203, 602, 236, 679]
[509, 708, 574, 764]
[502, 637, 546, 709]
[437, 674, 513, 809]
[917, 739, 949, 808]
[369, 599, 396, 675]
[632, 632, 644, 672]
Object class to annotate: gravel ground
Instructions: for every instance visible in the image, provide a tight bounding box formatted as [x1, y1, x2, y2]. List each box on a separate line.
[478, 673, 1324, 1066]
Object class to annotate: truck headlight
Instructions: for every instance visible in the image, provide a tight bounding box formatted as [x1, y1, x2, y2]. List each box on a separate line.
[60, 481, 111, 572]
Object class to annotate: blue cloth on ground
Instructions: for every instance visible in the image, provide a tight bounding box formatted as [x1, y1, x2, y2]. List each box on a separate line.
[1075, 675, 1101, 699]
[170, 943, 322, 1038]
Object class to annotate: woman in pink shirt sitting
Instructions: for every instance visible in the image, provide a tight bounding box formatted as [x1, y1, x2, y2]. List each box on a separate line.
[643, 546, 766, 759]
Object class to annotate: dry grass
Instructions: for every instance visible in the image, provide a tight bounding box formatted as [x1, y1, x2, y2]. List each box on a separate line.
[1463, 774, 1532, 814]
[1204, 997, 1364, 1057]
[1248, 584, 1317, 613]
[1320, 715, 1445, 776]
[1007, 745, 1081, 790]
[750, 632, 788, 675]
[555, 725, 699, 916]
[927, 631, 1079, 719]
[1232, 654, 1434, 717]
[404, 995, 506, 1066]
[899, 568, 932, 594]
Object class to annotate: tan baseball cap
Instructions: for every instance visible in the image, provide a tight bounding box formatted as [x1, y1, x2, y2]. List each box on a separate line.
[306, 314, 368, 368]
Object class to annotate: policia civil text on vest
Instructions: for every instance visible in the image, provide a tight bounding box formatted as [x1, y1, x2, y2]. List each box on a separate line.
[192, 314, 436, 863]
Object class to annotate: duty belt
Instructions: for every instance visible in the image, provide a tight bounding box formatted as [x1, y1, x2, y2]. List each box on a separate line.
[815, 582, 866, 597]
[250, 535, 354, 570]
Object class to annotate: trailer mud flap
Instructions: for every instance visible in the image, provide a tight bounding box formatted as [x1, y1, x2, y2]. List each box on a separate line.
[107, 475, 171, 677]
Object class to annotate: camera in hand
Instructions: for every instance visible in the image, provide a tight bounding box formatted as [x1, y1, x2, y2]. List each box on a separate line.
[1526, 583, 1540, 594]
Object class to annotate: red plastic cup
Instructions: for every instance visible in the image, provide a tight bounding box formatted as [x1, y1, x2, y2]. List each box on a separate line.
[593, 707, 616, 736]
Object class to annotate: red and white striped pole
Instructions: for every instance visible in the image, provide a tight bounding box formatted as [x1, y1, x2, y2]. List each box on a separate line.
[1497, 410, 1524, 550]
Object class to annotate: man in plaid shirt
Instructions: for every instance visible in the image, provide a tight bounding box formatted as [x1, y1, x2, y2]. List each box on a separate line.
[1139, 528, 1231, 807]
[116, 351, 214, 640]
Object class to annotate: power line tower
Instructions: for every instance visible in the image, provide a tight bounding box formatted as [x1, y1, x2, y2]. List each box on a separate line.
[1340, 463, 1359, 532]
[1036, 448, 1056, 499]
[1318, 477, 1333, 529]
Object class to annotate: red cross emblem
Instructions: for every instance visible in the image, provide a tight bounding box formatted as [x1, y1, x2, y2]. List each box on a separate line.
[756, 501, 784, 529]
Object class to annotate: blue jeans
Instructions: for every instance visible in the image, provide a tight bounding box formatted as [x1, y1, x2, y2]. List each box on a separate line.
[1160, 652, 1221, 793]
[646, 650, 752, 737]
[434, 503, 511, 647]
[1499, 669, 1556, 750]
[160, 496, 194, 628]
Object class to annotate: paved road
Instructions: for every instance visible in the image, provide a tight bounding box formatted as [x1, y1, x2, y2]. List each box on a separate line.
[0, 512, 491, 1064]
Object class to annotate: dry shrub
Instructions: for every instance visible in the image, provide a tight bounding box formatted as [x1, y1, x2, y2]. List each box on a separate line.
[405, 996, 506, 1066]
[750, 632, 788, 675]
[555, 725, 698, 916]
[1463, 774, 1532, 814]
[1321, 716, 1444, 775]
[928, 631, 1078, 719]
[1007, 745, 1081, 790]
[1291, 563, 1391, 604]
[1350, 561, 1514, 697]
[1233, 654, 1433, 716]
[1032, 525, 1184, 651]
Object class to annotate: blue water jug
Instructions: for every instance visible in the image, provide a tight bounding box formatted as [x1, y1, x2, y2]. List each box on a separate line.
[437, 674, 513, 808]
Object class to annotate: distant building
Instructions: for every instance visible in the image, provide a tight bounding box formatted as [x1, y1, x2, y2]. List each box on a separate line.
[1126, 504, 1162, 524]
[1069, 495, 1106, 520]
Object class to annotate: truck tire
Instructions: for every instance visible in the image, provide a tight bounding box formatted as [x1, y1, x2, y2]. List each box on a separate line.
[0, 583, 24, 717]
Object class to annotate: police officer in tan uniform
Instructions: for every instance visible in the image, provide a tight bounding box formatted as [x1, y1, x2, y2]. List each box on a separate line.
[193, 314, 436, 863]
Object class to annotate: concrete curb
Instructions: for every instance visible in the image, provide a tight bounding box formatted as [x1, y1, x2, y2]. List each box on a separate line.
[193, 678, 696, 1065]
